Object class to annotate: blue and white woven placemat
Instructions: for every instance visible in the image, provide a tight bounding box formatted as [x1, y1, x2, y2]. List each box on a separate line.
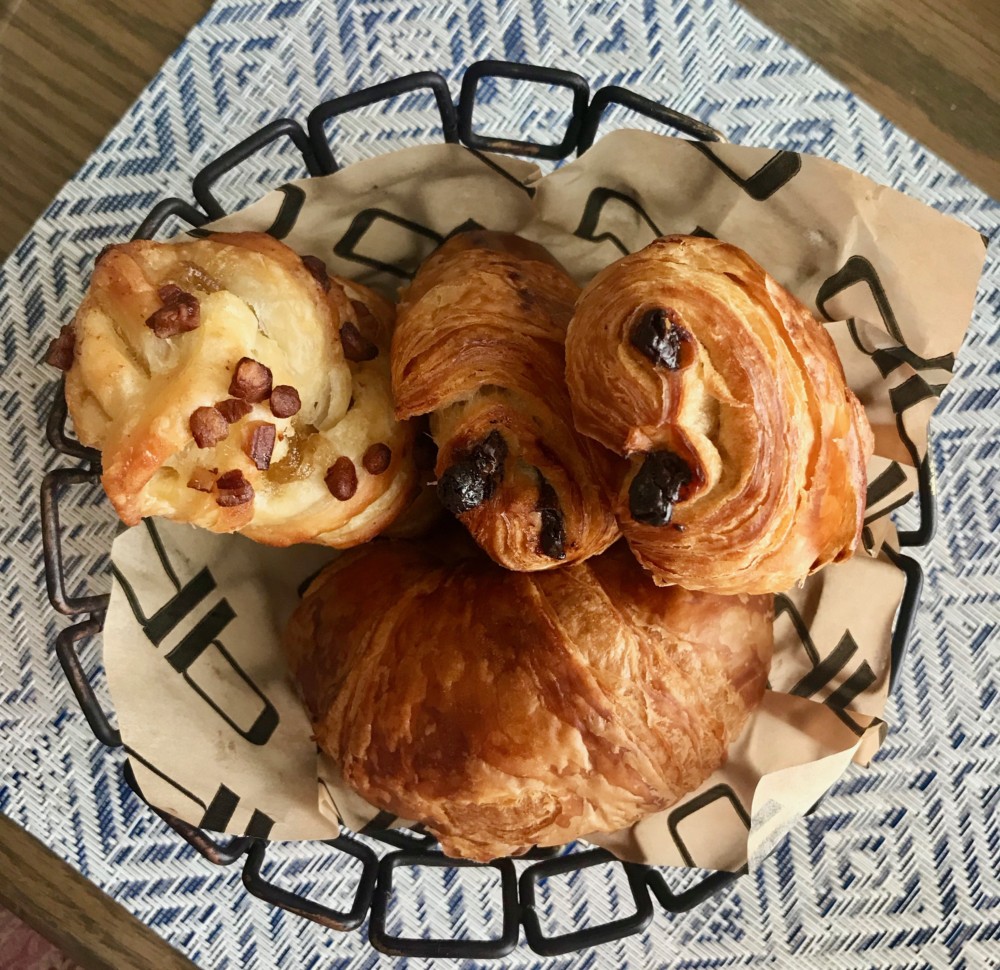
[1, 1, 997, 967]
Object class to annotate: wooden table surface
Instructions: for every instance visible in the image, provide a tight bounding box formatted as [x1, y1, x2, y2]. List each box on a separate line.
[0, 1, 997, 967]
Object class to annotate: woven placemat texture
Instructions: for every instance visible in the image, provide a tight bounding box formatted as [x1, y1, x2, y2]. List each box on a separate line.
[0, 1, 996, 966]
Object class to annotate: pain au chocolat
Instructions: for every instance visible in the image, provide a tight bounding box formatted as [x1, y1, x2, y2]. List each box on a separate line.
[391, 230, 619, 571]
[565, 235, 873, 595]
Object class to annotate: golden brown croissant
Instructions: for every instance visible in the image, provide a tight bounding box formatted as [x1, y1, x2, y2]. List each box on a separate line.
[565, 235, 873, 595]
[283, 535, 773, 861]
[392, 230, 619, 570]
[50, 232, 418, 547]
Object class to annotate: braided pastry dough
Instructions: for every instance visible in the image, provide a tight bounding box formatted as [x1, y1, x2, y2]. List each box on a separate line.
[283, 535, 773, 861]
[55, 232, 417, 547]
[392, 231, 619, 570]
[565, 235, 873, 594]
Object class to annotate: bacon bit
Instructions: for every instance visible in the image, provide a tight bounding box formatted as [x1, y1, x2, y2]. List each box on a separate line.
[325, 457, 358, 500]
[215, 469, 254, 507]
[228, 357, 273, 403]
[244, 422, 276, 471]
[362, 443, 392, 475]
[44, 323, 76, 370]
[269, 384, 301, 418]
[350, 299, 379, 333]
[187, 467, 216, 492]
[301, 255, 332, 292]
[339, 322, 378, 362]
[190, 406, 229, 448]
[216, 398, 253, 424]
[145, 286, 200, 337]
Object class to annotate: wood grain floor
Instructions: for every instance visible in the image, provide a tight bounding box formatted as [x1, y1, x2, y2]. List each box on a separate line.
[740, 0, 1000, 203]
[0, 1, 997, 967]
[0, 814, 196, 970]
[0, 0, 214, 258]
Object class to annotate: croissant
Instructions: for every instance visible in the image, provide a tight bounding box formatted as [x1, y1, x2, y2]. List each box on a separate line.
[49, 232, 417, 547]
[565, 235, 873, 594]
[391, 230, 619, 570]
[283, 534, 773, 861]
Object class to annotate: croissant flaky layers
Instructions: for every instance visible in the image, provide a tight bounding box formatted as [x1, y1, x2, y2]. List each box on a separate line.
[566, 235, 874, 595]
[283, 536, 773, 861]
[392, 231, 620, 571]
[50, 232, 418, 547]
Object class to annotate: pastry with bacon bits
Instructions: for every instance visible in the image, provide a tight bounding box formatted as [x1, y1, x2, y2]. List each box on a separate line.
[49, 232, 418, 547]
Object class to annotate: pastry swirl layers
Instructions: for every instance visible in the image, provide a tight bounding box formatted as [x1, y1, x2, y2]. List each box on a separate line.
[565, 235, 873, 595]
[392, 230, 619, 571]
[55, 232, 417, 547]
[283, 536, 773, 861]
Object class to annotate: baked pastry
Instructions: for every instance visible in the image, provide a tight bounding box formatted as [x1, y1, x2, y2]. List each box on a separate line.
[381, 426, 445, 539]
[392, 230, 619, 570]
[48, 232, 417, 547]
[283, 534, 773, 861]
[565, 235, 873, 594]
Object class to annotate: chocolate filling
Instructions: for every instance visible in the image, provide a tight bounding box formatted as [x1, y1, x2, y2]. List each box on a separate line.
[186, 467, 216, 492]
[628, 451, 692, 526]
[629, 307, 691, 369]
[535, 474, 566, 561]
[437, 430, 508, 516]
[216, 398, 253, 424]
[245, 423, 276, 471]
[362, 442, 392, 475]
[350, 299, 379, 333]
[189, 406, 229, 448]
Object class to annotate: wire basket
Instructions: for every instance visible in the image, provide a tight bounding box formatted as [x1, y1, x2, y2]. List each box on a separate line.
[38, 59, 932, 959]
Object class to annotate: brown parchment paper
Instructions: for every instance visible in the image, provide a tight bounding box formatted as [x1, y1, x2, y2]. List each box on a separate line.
[101, 131, 986, 868]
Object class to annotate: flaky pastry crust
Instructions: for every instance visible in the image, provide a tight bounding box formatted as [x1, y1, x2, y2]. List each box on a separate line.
[283, 536, 772, 861]
[392, 231, 619, 570]
[60, 232, 417, 546]
[565, 235, 873, 594]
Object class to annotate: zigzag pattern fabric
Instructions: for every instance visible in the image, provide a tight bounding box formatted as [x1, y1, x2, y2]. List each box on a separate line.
[0, 0, 996, 966]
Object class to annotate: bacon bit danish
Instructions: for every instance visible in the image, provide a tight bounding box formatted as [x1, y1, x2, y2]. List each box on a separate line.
[57, 232, 419, 546]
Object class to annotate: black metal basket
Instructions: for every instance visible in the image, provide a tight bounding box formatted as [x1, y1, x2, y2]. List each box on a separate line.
[39, 60, 932, 959]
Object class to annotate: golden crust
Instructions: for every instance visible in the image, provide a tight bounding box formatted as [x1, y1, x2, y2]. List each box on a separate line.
[64, 232, 417, 547]
[565, 235, 874, 594]
[392, 231, 620, 571]
[283, 536, 773, 861]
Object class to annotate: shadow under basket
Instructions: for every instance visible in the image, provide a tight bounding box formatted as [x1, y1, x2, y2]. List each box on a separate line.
[38, 59, 931, 959]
